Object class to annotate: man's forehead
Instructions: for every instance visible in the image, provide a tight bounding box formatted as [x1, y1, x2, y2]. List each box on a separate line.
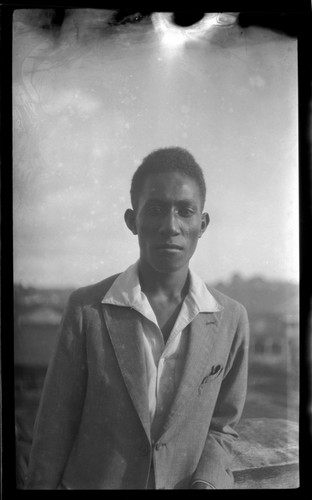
[144, 195, 197, 203]
[140, 187, 202, 209]
[143, 183, 200, 200]
[135, 171, 203, 209]
[142, 172, 199, 191]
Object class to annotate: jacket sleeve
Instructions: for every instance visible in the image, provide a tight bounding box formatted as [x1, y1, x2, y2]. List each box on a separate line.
[191, 304, 249, 489]
[25, 291, 88, 489]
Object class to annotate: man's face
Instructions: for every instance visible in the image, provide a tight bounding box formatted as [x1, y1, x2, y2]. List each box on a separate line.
[126, 171, 209, 274]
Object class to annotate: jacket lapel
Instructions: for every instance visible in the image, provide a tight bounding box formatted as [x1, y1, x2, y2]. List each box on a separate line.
[160, 311, 221, 436]
[102, 304, 151, 441]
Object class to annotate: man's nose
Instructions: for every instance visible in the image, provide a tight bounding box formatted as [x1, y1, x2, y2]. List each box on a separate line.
[159, 210, 180, 235]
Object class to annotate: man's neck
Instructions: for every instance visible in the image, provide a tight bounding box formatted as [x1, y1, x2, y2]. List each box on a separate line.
[138, 259, 190, 301]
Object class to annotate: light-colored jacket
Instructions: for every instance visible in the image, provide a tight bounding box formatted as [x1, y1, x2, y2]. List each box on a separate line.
[25, 273, 249, 489]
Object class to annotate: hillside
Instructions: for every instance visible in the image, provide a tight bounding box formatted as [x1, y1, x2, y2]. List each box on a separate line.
[14, 274, 299, 319]
[212, 274, 298, 317]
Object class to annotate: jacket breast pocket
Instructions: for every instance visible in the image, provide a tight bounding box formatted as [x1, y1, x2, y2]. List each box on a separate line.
[198, 364, 224, 395]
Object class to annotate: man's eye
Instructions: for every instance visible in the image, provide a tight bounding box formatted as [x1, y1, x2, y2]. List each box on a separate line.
[147, 206, 163, 215]
[179, 208, 195, 217]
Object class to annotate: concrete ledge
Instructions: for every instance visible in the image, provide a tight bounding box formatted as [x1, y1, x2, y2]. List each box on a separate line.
[233, 418, 298, 470]
[232, 418, 299, 489]
[16, 416, 299, 489]
[233, 463, 299, 489]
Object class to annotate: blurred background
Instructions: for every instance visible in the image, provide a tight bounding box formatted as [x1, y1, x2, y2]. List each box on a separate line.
[13, 9, 299, 487]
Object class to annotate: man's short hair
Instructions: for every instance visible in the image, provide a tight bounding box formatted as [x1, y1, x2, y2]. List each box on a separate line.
[130, 147, 206, 211]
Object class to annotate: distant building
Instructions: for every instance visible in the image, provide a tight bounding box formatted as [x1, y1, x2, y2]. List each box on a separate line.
[17, 306, 62, 327]
[276, 295, 299, 374]
[14, 305, 62, 368]
[249, 313, 285, 363]
[248, 295, 299, 372]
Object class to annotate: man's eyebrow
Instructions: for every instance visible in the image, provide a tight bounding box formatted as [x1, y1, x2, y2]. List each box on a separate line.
[143, 198, 167, 205]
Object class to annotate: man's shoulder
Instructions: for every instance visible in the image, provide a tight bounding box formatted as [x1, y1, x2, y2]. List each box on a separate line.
[69, 273, 121, 306]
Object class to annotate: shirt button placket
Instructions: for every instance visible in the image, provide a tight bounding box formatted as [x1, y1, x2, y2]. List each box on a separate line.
[153, 442, 167, 489]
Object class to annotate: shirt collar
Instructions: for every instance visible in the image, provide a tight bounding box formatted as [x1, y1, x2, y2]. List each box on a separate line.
[102, 260, 223, 315]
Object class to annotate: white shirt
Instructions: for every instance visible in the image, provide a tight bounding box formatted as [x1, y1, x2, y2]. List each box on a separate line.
[102, 261, 221, 440]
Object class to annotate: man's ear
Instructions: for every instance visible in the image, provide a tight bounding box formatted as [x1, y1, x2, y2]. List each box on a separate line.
[198, 212, 210, 238]
[124, 209, 137, 235]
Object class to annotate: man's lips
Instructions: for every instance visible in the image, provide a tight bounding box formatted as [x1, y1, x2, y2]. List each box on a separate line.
[155, 244, 183, 251]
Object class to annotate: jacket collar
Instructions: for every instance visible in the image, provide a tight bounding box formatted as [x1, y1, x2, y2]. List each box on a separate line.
[160, 311, 221, 438]
[102, 304, 152, 441]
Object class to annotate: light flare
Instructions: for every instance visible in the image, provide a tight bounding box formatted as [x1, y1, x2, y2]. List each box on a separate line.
[152, 12, 238, 49]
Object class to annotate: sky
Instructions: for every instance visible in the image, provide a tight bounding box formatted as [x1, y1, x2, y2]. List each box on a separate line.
[13, 10, 298, 288]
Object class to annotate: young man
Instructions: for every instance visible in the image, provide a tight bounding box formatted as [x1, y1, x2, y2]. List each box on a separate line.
[25, 147, 249, 489]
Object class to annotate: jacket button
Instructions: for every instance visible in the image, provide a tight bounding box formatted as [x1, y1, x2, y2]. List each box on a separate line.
[155, 442, 166, 451]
